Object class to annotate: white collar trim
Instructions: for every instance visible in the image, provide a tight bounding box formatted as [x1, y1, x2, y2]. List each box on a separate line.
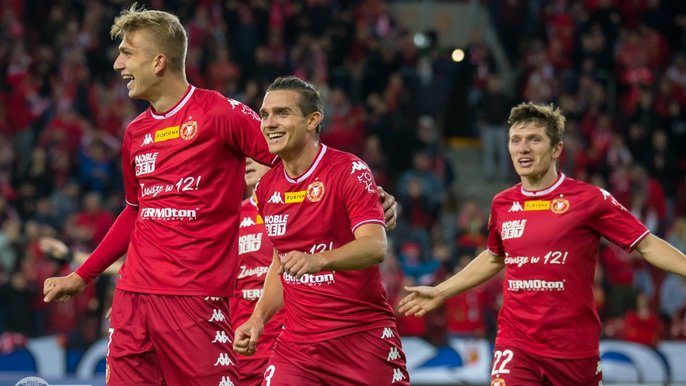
[284, 144, 327, 184]
[150, 86, 195, 120]
[521, 173, 566, 197]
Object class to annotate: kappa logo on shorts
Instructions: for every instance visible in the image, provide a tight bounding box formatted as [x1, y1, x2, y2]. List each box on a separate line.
[212, 330, 232, 344]
[218, 376, 235, 386]
[214, 353, 234, 366]
[387, 346, 401, 361]
[381, 327, 395, 339]
[208, 309, 226, 322]
[391, 368, 406, 383]
[596, 360, 602, 375]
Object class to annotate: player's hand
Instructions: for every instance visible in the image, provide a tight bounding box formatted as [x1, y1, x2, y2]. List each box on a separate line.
[38, 237, 70, 259]
[398, 286, 443, 317]
[43, 272, 87, 303]
[279, 251, 325, 279]
[233, 317, 264, 356]
[377, 186, 398, 231]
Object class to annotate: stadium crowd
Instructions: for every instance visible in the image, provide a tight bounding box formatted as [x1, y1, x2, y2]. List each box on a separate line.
[0, 0, 684, 352]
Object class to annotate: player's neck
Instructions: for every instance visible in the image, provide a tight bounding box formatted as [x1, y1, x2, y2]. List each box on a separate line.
[148, 76, 190, 114]
[282, 142, 321, 179]
[520, 166, 559, 192]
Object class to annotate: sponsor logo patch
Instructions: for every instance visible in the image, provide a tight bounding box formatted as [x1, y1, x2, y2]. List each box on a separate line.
[285, 191, 306, 204]
[524, 200, 550, 211]
[155, 126, 180, 142]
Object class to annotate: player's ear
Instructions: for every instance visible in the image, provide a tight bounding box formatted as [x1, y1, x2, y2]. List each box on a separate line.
[153, 54, 168, 75]
[307, 112, 323, 134]
[552, 141, 563, 159]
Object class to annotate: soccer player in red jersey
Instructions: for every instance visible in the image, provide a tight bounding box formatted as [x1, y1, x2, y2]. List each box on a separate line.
[232, 157, 286, 385]
[233, 76, 410, 385]
[399, 102, 686, 385]
[41, 5, 278, 386]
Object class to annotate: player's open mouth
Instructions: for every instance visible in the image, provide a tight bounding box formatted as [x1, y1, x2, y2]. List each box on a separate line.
[123, 75, 134, 88]
[518, 158, 533, 167]
[267, 132, 285, 140]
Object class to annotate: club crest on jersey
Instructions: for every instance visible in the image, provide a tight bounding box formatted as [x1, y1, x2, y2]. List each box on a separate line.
[307, 181, 325, 202]
[491, 378, 506, 386]
[551, 197, 570, 214]
[180, 120, 198, 140]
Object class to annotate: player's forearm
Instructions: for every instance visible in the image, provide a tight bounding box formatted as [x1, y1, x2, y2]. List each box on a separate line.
[319, 234, 386, 271]
[75, 205, 136, 283]
[436, 249, 504, 300]
[251, 255, 284, 324]
[637, 234, 686, 277]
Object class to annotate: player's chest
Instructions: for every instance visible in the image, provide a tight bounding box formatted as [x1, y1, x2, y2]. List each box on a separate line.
[498, 196, 586, 248]
[129, 116, 217, 177]
[260, 178, 335, 240]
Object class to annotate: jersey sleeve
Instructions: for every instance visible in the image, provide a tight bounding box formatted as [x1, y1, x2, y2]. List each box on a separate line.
[487, 199, 504, 256]
[216, 98, 276, 166]
[588, 188, 650, 251]
[121, 130, 139, 206]
[341, 159, 384, 232]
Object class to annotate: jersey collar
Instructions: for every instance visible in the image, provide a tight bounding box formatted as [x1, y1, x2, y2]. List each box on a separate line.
[284, 144, 328, 184]
[149, 85, 196, 120]
[520, 173, 566, 197]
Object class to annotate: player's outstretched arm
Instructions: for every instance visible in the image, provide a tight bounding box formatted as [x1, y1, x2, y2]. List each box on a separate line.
[234, 250, 284, 356]
[636, 234, 686, 277]
[43, 272, 86, 303]
[399, 249, 504, 316]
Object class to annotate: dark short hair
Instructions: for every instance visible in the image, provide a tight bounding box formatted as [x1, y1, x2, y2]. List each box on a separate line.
[508, 102, 565, 146]
[266, 76, 323, 134]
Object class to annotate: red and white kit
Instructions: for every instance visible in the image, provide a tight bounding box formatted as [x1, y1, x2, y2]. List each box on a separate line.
[255, 144, 409, 385]
[488, 173, 648, 358]
[77, 86, 275, 386]
[231, 197, 286, 385]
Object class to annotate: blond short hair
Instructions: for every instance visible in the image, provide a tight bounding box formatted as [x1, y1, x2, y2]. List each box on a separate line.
[508, 102, 566, 146]
[110, 3, 187, 74]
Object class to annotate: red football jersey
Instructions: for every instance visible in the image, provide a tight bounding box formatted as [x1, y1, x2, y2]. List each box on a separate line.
[230, 197, 285, 360]
[255, 145, 396, 342]
[117, 86, 275, 296]
[487, 173, 649, 358]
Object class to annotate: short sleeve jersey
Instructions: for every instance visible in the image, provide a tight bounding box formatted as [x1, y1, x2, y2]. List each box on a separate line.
[118, 86, 275, 296]
[230, 197, 285, 359]
[255, 145, 396, 342]
[488, 173, 649, 358]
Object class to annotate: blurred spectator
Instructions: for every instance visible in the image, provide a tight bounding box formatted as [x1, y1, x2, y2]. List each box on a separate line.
[475, 75, 512, 181]
[624, 292, 662, 347]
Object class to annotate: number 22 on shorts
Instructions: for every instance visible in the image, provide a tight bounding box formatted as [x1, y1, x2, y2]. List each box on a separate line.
[491, 349, 514, 376]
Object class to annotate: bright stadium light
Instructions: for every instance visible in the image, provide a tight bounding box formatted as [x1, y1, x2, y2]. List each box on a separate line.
[451, 48, 465, 62]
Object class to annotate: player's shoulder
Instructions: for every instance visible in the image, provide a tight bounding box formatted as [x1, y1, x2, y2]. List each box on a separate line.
[322, 145, 368, 173]
[560, 176, 606, 200]
[255, 163, 283, 191]
[492, 184, 522, 204]
[127, 109, 151, 129]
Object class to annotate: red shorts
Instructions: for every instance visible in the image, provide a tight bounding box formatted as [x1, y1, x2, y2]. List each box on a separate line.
[490, 345, 602, 386]
[262, 327, 410, 386]
[107, 289, 238, 386]
[239, 355, 271, 386]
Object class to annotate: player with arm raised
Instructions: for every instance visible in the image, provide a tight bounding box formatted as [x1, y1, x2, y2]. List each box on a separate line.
[400, 102, 686, 385]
